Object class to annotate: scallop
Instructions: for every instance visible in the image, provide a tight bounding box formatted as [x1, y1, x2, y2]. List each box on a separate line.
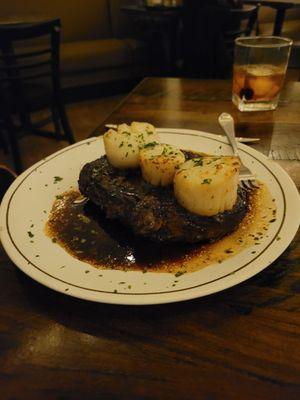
[140, 143, 185, 186]
[174, 156, 240, 216]
[103, 126, 140, 169]
[130, 122, 160, 147]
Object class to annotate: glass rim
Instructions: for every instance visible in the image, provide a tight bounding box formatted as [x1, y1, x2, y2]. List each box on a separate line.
[235, 36, 293, 48]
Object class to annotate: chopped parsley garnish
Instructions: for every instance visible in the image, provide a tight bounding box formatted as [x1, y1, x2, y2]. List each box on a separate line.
[175, 271, 185, 277]
[56, 195, 63, 200]
[27, 231, 34, 238]
[53, 176, 63, 184]
[202, 178, 212, 184]
[119, 142, 124, 148]
[193, 158, 203, 167]
[269, 219, 276, 223]
[143, 141, 159, 149]
[225, 249, 233, 254]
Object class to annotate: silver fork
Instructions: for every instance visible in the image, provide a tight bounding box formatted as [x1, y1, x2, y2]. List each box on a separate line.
[218, 113, 257, 191]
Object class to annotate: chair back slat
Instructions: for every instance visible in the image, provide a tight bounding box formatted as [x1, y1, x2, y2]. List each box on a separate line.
[0, 48, 52, 60]
[0, 19, 60, 41]
[0, 60, 51, 71]
[0, 72, 51, 82]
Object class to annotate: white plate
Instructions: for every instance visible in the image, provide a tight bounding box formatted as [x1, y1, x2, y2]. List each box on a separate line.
[1, 129, 299, 305]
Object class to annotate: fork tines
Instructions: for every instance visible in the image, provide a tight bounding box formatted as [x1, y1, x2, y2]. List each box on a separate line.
[239, 179, 259, 191]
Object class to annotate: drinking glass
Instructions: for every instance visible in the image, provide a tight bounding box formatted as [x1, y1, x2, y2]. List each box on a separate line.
[232, 36, 293, 112]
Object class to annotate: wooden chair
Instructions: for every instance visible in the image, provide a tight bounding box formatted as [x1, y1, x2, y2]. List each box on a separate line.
[289, 41, 300, 70]
[0, 164, 16, 201]
[0, 18, 75, 173]
[224, 5, 259, 48]
[182, 3, 259, 79]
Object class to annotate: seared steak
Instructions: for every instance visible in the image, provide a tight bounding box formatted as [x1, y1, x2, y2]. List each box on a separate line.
[78, 155, 249, 243]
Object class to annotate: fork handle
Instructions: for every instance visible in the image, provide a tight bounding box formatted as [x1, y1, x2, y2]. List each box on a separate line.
[218, 113, 240, 158]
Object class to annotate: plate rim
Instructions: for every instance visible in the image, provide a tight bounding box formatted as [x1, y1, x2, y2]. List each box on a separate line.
[1, 128, 299, 305]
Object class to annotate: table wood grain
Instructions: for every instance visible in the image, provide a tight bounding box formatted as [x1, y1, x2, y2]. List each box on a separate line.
[1, 77, 300, 400]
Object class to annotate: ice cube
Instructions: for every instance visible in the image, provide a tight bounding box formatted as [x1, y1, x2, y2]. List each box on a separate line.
[245, 65, 282, 100]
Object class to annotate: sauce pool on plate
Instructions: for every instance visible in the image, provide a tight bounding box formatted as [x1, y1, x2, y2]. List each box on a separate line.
[45, 182, 276, 274]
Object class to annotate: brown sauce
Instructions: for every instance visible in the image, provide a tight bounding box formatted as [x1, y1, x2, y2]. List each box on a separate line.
[45, 182, 276, 274]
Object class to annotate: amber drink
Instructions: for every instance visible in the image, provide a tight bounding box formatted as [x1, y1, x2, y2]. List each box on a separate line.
[232, 37, 292, 111]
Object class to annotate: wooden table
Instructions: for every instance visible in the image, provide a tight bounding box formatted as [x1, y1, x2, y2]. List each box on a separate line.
[1, 78, 300, 400]
[246, 0, 300, 35]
